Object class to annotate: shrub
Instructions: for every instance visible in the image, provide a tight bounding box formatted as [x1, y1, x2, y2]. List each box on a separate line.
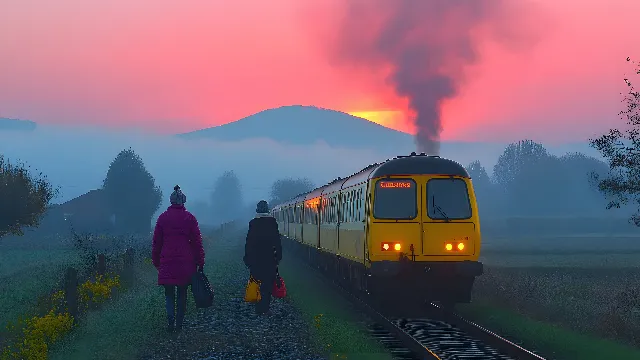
[1, 310, 73, 360]
[78, 274, 121, 309]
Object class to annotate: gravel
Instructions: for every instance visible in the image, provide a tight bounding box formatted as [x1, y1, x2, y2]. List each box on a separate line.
[137, 235, 326, 360]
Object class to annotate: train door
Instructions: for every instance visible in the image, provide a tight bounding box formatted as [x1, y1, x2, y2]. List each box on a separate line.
[368, 178, 422, 261]
[421, 176, 477, 256]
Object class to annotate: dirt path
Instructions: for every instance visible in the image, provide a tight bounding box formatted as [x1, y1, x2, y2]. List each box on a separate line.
[137, 232, 325, 360]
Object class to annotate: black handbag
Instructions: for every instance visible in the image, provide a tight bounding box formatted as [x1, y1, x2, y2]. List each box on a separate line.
[191, 268, 214, 308]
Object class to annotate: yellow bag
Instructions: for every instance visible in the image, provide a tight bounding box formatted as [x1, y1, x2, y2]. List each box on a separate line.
[244, 275, 262, 303]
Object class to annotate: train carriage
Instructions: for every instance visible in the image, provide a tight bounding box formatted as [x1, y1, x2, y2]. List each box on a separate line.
[273, 153, 483, 307]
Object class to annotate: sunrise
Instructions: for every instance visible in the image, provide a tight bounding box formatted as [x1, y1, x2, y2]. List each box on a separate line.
[1, 1, 639, 358]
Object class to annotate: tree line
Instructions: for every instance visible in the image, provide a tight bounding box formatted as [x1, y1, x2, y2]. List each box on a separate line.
[1, 58, 638, 239]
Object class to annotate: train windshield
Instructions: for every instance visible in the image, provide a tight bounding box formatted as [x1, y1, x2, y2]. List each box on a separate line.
[373, 179, 417, 220]
[426, 178, 472, 220]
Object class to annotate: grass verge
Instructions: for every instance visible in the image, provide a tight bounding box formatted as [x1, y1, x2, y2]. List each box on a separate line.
[0, 248, 80, 329]
[48, 262, 170, 360]
[47, 237, 218, 360]
[457, 301, 640, 360]
[279, 258, 393, 360]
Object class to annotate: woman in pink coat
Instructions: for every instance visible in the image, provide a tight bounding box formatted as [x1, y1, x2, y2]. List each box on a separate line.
[152, 185, 205, 332]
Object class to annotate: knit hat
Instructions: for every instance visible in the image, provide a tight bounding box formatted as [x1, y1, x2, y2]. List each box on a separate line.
[256, 200, 269, 214]
[170, 185, 187, 205]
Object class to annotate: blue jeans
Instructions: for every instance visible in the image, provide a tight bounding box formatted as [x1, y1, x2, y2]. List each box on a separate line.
[164, 285, 188, 328]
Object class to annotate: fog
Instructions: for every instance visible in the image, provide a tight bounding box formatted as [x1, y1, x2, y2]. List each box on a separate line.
[0, 125, 385, 206]
[1, 125, 603, 202]
[1, 124, 627, 235]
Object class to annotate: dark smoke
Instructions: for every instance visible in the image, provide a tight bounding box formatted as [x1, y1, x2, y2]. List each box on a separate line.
[332, 0, 514, 155]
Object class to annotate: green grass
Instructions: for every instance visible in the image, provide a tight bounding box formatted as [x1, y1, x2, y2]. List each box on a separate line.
[49, 262, 167, 360]
[48, 238, 217, 360]
[0, 248, 80, 331]
[279, 258, 392, 360]
[458, 301, 640, 360]
[0, 248, 79, 277]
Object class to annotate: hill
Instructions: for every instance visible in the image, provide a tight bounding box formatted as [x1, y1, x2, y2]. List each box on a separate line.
[177, 105, 415, 152]
[176, 105, 602, 170]
[0, 118, 37, 132]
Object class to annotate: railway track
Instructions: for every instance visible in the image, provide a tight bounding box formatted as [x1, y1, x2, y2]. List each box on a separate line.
[288, 247, 548, 359]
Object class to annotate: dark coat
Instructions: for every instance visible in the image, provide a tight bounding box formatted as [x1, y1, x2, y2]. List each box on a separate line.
[152, 204, 206, 286]
[243, 214, 282, 278]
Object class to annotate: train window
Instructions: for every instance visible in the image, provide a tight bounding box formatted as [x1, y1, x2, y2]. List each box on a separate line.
[357, 188, 363, 222]
[326, 198, 330, 223]
[426, 178, 472, 220]
[312, 205, 317, 225]
[336, 195, 339, 223]
[345, 192, 349, 222]
[346, 191, 351, 222]
[342, 192, 348, 223]
[329, 197, 334, 223]
[351, 190, 356, 221]
[333, 197, 337, 223]
[373, 179, 418, 220]
[354, 190, 359, 222]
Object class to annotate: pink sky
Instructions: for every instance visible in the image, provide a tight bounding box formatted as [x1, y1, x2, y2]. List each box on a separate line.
[0, 0, 637, 142]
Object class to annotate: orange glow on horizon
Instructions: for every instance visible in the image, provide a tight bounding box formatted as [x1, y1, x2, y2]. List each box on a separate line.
[348, 110, 413, 134]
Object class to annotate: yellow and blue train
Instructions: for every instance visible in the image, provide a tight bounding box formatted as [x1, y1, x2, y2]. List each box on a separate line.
[272, 153, 483, 307]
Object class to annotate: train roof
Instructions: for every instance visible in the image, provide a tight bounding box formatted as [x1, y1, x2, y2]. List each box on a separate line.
[273, 153, 468, 209]
[370, 153, 468, 178]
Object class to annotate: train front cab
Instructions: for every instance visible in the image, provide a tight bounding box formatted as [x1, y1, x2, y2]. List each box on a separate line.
[366, 175, 483, 304]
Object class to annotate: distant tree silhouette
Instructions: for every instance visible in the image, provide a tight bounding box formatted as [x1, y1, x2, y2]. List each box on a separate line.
[590, 57, 640, 225]
[102, 148, 162, 234]
[466, 160, 491, 188]
[492, 140, 548, 190]
[0, 155, 57, 237]
[210, 170, 243, 224]
[466, 160, 495, 214]
[269, 177, 314, 206]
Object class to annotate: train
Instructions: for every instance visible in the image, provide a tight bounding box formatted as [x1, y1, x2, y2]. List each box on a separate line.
[271, 152, 484, 309]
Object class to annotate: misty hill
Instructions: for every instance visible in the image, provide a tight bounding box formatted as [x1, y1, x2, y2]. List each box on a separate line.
[0, 118, 37, 132]
[176, 105, 601, 167]
[178, 105, 414, 153]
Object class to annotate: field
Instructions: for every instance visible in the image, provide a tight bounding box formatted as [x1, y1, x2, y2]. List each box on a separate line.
[3, 227, 640, 359]
[0, 237, 81, 334]
[462, 234, 640, 357]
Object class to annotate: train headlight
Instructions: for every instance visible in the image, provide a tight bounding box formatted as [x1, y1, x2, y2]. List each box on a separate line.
[457, 243, 465, 251]
[445, 243, 453, 251]
[381, 242, 402, 251]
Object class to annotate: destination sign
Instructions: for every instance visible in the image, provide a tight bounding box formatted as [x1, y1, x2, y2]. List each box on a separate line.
[378, 181, 414, 189]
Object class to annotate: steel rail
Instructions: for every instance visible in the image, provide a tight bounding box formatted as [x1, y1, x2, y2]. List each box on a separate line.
[428, 302, 547, 360]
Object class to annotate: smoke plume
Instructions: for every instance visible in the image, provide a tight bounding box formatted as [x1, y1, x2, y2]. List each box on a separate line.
[328, 0, 524, 155]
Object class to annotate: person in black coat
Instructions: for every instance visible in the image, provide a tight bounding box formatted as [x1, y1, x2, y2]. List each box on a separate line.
[243, 200, 282, 314]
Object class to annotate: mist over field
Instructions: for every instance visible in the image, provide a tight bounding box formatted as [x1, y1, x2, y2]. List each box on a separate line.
[0, 125, 385, 205]
[0, 124, 603, 202]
